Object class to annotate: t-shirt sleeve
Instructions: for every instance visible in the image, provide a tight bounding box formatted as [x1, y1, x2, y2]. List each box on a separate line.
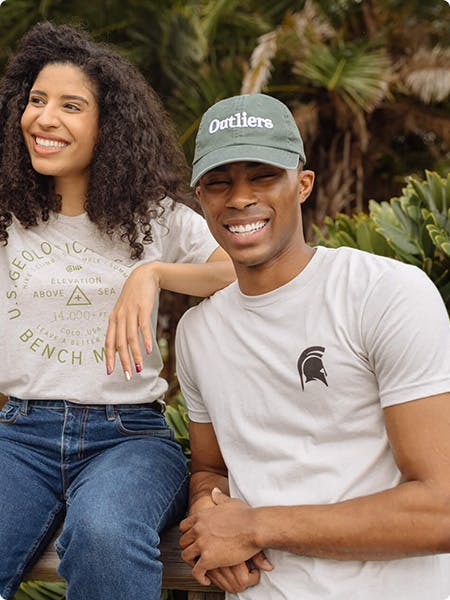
[162, 201, 218, 264]
[175, 311, 212, 423]
[362, 264, 450, 408]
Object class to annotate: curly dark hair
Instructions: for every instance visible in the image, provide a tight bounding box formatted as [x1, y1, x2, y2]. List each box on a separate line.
[0, 21, 192, 259]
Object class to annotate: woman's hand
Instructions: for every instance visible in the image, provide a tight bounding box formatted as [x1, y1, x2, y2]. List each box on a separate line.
[105, 262, 161, 380]
[105, 249, 234, 380]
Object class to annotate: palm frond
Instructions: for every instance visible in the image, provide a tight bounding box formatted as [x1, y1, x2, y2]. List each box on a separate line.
[291, 0, 335, 42]
[241, 1, 334, 95]
[200, 0, 242, 39]
[168, 57, 243, 160]
[398, 47, 450, 104]
[241, 30, 278, 94]
[293, 42, 390, 113]
[158, 5, 209, 82]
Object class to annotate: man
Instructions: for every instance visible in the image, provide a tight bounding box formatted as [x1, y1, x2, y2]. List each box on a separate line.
[176, 93, 450, 599]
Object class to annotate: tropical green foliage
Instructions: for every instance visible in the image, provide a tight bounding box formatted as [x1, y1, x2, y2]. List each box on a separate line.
[314, 170, 450, 311]
[15, 580, 174, 599]
[1, 0, 449, 202]
[165, 393, 191, 466]
[241, 0, 450, 236]
[14, 581, 66, 600]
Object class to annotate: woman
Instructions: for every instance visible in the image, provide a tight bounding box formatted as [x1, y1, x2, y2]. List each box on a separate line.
[0, 21, 233, 600]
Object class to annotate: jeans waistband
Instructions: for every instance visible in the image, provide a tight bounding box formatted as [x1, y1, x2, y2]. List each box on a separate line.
[8, 397, 166, 418]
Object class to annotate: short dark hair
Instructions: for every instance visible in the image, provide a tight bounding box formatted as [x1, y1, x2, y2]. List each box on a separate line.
[0, 21, 190, 259]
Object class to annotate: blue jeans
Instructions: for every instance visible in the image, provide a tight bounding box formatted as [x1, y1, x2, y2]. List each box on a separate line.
[0, 398, 188, 600]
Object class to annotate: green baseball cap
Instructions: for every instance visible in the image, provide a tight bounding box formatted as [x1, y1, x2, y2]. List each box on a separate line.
[191, 93, 306, 187]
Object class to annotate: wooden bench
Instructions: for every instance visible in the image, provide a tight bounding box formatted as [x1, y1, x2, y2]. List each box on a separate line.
[0, 395, 223, 598]
[24, 525, 223, 599]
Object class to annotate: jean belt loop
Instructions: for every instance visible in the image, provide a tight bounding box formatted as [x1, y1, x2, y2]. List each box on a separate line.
[105, 404, 116, 421]
[19, 399, 29, 416]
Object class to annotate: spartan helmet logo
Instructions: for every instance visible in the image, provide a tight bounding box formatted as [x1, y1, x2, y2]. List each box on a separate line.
[297, 346, 328, 391]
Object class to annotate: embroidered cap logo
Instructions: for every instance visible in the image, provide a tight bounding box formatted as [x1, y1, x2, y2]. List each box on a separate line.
[208, 112, 274, 134]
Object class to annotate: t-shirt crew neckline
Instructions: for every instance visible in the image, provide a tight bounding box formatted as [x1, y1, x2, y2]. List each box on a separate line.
[51, 211, 89, 224]
[237, 245, 327, 309]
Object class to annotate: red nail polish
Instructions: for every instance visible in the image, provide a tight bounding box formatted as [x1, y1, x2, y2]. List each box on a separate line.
[135, 363, 142, 373]
[106, 366, 112, 375]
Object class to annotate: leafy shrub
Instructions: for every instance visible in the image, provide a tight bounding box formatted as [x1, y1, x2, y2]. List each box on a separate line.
[165, 392, 191, 467]
[313, 171, 450, 312]
[14, 582, 66, 600]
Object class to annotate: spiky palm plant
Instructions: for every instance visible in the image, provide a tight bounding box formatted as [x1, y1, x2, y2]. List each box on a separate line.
[240, 0, 450, 237]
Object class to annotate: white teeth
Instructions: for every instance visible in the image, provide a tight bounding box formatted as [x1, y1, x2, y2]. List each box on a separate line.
[35, 136, 67, 148]
[228, 221, 267, 234]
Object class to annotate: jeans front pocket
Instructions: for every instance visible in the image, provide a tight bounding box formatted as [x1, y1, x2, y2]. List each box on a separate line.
[0, 400, 20, 425]
[0, 401, 21, 425]
[115, 407, 173, 438]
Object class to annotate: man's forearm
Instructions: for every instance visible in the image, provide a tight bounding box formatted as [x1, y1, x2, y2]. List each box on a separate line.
[252, 480, 450, 560]
[189, 470, 229, 514]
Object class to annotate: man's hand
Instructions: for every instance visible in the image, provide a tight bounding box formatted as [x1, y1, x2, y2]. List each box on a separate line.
[201, 562, 258, 594]
[203, 554, 272, 594]
[180, 488, 272, 586]
[105, 263, 160, 380]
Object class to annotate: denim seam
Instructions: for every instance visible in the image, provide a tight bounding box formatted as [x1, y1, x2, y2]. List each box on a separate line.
[77, 409, 89, 460]
[61, 404, 69, 499]
[155, 472, 189, 532]
[54, 537, 64, 559]
[2, 503, 64, 600]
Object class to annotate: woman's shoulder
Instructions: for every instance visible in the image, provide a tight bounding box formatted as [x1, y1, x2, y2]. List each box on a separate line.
[156, 196, 199, 220]
[152, 196, 206, 236]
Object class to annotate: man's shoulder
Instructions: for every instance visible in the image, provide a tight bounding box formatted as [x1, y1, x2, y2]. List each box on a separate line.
[323, 245, 427, 288]
[325, 245, 407, 269]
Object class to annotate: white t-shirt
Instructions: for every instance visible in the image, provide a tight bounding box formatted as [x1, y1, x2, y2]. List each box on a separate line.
[0, 199, 218, 404]
[176, 245, 450, 600]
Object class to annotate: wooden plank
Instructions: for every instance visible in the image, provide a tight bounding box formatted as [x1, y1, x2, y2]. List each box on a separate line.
[188, 593, 225, 600]
[25, 545, 60, 581]
[159, 526, 221, 592]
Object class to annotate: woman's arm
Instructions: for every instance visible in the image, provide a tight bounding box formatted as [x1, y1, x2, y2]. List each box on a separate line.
[105, 247, 235, 379]
[156, 247, 235, 297]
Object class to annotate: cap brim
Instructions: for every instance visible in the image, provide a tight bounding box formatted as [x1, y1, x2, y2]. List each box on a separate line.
[191, 145, 301, 187]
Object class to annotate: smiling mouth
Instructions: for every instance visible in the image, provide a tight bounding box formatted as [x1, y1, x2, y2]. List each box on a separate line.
[33, 135, 68, 149]
[226, 220, 268, 235]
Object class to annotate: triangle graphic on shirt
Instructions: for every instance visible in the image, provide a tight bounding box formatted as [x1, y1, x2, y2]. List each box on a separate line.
[66, 285, 92, 306]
